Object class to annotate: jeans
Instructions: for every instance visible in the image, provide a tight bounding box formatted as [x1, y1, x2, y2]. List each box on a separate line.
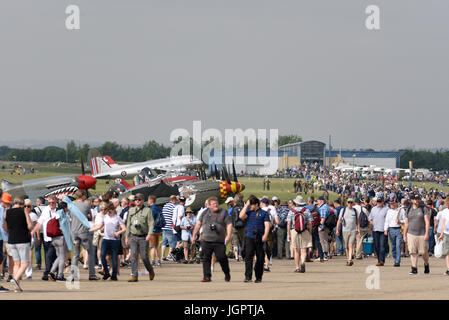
[428, 226, 435, 254]
[336, 234, 345, 255]
[388, 228, 402, 264]
[312, 227, 324, 259]
[43, 240, 57, 277]
[50, 236, 67, 277]
[129, 234, 153, 277]
[34, 233, 43, 266]
[72, 231, 96, 278]
[201, 241, 230, 280]
[101, 239, 120, 278]
[244, 237, 265, 281]
[0, 240, 3, 269]
[373, 231, 386, 263]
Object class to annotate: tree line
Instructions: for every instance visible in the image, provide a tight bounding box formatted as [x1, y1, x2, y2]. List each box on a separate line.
[7, 137, 448, 171]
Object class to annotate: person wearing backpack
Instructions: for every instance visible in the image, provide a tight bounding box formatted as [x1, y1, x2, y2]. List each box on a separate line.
[148, 195, 164, 267]
[333, 199, 345, 256]
[404, 194, 430, 275]
[336, 198, 360, 266]
[353, 198, 371, 260]
[229, 199, 245, 262]
[317, 196, 332, 260]
[287, 196, 312, 273]
[275, 201, 290, 259]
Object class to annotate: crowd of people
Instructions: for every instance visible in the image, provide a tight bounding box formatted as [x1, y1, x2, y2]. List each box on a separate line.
[1, 164, 449, 292]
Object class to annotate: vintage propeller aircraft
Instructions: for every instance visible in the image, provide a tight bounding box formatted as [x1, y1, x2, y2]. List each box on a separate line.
[90, 155, 203, 180]
[1, 157, 97, 203]
[108, 161, 244, 211]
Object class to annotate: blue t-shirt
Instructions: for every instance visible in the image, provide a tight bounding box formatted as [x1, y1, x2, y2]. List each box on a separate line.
[245, 208, 270, 239]
[150, 204, 163, 233]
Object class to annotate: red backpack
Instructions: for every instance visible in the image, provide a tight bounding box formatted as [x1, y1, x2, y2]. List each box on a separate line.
[46, 217, 62, 237]
[292, 207, 307, 233]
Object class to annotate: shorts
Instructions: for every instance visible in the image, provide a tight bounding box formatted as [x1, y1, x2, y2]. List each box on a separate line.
[162, 230, 177, 248]
[150, 233, 161, 248]
[121, 234, 128, 249]
[407, 233, 428, 255]
[231, 228, 245, 247]
[182, 240, 192, 249]
[8, 243, 31, 263]
[342, 231, 357, 248]
[440, 233, 449, 256]
[291, 230, 313, 249]
[3, 241, 12, 257]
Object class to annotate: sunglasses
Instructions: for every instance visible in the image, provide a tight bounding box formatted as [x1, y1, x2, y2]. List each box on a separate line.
[48, 202, 56, 204]
[135, 198, 143, 201]
[24, 205, 32, 208]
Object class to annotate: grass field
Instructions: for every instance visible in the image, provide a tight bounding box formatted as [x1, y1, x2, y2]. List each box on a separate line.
[2, 165, 449, 203]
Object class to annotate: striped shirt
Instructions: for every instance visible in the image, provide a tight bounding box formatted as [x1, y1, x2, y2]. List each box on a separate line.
[161, 202, 175, 231]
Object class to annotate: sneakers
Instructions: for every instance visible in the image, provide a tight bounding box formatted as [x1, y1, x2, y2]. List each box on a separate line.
[157, 260, 162, 267]
[394, 263, 400, 267]
[264, 266, 270, 272]
[89, 276, 100, 281]
[224, 273, 231, 282]
[299, 264, 306, 273]
[56, 276, 67, 282]
[6, 275, 13, 282]
[41, 274, 49, 281]
[161, 257, 169, 262]
[254, 279, 262, 283]
[443, 270, 449, 276]
[182, 259, 189, 264]
[83, 264, 88, 270]
[409, 267, 418, 275]
[149, 269, 155, 281]
[128, 276, 138, 282]
[11, 279, 23, 292]
[110, 276, 118, 281]
[314, 258, 324, 262]
[201, 278, 211, 282]
[244, 278, 252, 282]
[0, 286, 9, 293]
[102, 274, 111, 281]
[424, 264, 430, 274]
[48, 272, 57, 281]
[346, 261, 354, 266]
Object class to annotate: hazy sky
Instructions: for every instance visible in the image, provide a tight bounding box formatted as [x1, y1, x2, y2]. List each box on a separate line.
[0, 0, 448, 150]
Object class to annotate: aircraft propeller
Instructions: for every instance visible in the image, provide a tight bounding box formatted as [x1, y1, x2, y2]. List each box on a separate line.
[232, 160, 238, 183]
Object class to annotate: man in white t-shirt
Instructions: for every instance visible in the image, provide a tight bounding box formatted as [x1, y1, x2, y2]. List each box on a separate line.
[436, 197, 449, 275]
[172, 197, 186, 247]
[31, 196, 58, 281]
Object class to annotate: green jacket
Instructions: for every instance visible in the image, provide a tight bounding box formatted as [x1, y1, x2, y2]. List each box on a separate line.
[125, 206, 154, 237]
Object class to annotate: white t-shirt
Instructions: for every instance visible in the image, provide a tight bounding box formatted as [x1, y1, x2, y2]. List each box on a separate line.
[438, 208, 449, 235]
[103, 214, 125, 240]
[172, 204, 185, 234]
[94, 212, 105, 236]
[37, 206, 58, 242]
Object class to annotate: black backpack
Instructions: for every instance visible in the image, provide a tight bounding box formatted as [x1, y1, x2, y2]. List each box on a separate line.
[324, 211, 337, 229]
[231, 206, 245, 229]
[358, 206, 369, 228]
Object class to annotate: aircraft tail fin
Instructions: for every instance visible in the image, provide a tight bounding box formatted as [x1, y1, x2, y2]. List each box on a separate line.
[90, 156, 119, 176]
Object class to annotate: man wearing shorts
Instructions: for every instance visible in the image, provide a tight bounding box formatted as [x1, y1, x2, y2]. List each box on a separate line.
[3, 197, 33, 292]
[287, 196, 313, 273]
[180, 207, 196, 263]
[336, 198, 360, 266]
[404, 194, 430, 275]
[161, 196, 177, 261]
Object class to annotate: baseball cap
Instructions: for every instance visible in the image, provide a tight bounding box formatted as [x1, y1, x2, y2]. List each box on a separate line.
[347, 198, 355, 203]
[225, 197, 234, 204]
[179, 197, 186, 202]
[272, 196, 279, 202]
[260, 198, 270, 204]
[185, 207, 193, 213]
[318, 196, 325, 201]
